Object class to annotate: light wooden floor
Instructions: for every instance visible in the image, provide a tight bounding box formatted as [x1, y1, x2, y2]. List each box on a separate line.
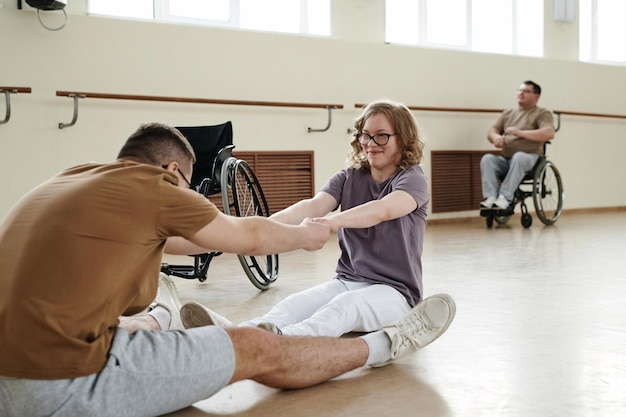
[163, 210, 626, 417]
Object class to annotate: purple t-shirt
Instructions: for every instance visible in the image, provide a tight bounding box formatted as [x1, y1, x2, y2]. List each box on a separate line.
[321, 165, 429, 306]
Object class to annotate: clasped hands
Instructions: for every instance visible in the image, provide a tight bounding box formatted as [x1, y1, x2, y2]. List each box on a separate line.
[494, 126, 521, 148]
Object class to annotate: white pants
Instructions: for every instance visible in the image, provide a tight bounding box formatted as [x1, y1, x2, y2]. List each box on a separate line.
[239, 278, 412, 337]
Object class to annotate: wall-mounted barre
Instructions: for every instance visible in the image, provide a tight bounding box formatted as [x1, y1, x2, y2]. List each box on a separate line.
[56, 91, 343, 132]
[355, 104, 626, 133]
[354, 104, 504, 113]
[552, 109, 626, 132]
[351, 103, 505, 133]
[0, 87, 32, 125]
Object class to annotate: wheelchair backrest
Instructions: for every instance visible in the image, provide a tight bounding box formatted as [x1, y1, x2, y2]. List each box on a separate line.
[176, 122, 234, 189]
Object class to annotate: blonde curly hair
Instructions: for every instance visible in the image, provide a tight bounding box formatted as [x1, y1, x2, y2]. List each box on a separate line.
[348, 99, 424, 171]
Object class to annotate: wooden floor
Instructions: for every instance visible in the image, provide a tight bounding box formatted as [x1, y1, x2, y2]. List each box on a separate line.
[163, 209, 626, 417]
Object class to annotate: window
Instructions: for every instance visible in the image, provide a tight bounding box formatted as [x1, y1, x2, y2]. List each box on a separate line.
[88, 0, 331, 36]
[89, 0, 155, 20]
[580, 0, 626, 64]
[163, 0, 231, 23]
[386, 0, 543, 57]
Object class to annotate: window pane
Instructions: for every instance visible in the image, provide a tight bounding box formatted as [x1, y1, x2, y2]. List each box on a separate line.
[596, 0, 626, 62]
[516, 0, 543, 57]
[88, 0, 154, 19]
[472, 0, 512, 54]
[386, 0, 419, 44]
[306, 0, 331, 36]
[240, 0, 300, 33]
[168, 0, 230, 21]
[426, 0, 466, 46]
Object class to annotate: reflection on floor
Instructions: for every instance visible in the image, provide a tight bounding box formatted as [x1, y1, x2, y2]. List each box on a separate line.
[164, 209, 626, 417]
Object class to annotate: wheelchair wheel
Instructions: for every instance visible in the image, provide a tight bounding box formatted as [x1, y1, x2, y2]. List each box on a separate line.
[494, 215, 511, 225]
[221, 157, 279, 291]
[532, 161, 564, 225]
[481, 210, 509, 228]
[519, 199, 533, 228]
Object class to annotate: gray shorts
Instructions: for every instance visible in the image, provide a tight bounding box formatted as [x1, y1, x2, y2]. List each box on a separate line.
[0, 326, 235, 417]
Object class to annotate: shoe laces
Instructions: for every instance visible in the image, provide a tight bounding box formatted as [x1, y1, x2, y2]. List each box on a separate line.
[390, 311, 435, 355]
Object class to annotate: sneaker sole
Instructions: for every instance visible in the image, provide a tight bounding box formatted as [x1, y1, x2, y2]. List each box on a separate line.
[423, 293, 456, 343]
[257, 322, 282, 335]
[180, 302, 215, 329]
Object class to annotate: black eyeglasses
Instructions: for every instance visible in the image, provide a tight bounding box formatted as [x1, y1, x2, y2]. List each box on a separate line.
[162, 165, 192, 189]
[356, 132, 396, 146]
[177, 169, 192, 188]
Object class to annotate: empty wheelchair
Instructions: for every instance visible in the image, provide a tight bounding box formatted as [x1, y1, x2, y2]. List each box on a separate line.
[480, 143, 564, 229]
[160, 121, 279, 290]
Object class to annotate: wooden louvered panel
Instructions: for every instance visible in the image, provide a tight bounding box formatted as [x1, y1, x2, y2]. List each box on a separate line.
[248, 155, 312, 172]
[234, 151, 314, 214]
[204, 152, 314, 215]
[471, 153, 485, 207]
[431, 150, 498, 213]
[207, 193, 225, 212]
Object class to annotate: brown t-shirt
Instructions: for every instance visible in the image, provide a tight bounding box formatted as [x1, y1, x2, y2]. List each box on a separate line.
[493, 106, 554, 157]
[0, 161, 218, 379]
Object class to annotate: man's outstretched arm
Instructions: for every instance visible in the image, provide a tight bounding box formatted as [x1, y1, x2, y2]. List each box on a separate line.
[164, 212, 331, 256]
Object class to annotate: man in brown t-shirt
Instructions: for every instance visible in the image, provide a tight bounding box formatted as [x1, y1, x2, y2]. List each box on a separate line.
[480, 80, 556, 210]
[0, 122, 456, 416]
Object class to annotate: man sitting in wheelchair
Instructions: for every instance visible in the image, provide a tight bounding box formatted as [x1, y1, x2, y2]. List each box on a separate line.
[480, 80, 555, 211]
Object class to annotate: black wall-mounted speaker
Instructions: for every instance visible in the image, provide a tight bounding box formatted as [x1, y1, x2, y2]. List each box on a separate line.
[25, 0, 67, 10]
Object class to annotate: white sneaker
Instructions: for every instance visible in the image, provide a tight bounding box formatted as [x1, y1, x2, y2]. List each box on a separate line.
[494, 195, 511, 210]
[152, 273, 183, 330]
[480, 196, 496, 208]
[180, 301, 234, 329]
[371, 293, 456, 367]
[257, 322, 282, 335]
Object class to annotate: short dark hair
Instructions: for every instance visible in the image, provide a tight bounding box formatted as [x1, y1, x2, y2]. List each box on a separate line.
[117, 123, 196, 167]
[523, 80, 541, 95]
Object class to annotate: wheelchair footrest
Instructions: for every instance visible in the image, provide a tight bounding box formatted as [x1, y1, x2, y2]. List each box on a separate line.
[160, 263, 203, 280]
[479, 207, 514, 217]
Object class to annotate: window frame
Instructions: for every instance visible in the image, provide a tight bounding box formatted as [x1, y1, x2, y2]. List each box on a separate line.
[580, 0, 626, 65]
[386, 0, 543, 57]
[88, 0, 330, 36]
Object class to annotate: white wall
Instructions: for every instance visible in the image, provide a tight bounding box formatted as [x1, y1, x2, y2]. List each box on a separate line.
[1, 0, 625, 221]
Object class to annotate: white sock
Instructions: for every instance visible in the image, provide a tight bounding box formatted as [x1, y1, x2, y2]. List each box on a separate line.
[361, 330, 392, 366]
[147, 305, 171, 331]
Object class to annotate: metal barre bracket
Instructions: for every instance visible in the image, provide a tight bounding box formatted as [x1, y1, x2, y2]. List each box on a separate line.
[58, 94, 85, 129]
[307, 106, 335, 133]
[0, 89, 18, 125]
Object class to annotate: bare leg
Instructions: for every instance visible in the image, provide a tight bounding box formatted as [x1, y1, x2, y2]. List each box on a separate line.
[118, 314, 160, 334]
[225, 327, 368, 389]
